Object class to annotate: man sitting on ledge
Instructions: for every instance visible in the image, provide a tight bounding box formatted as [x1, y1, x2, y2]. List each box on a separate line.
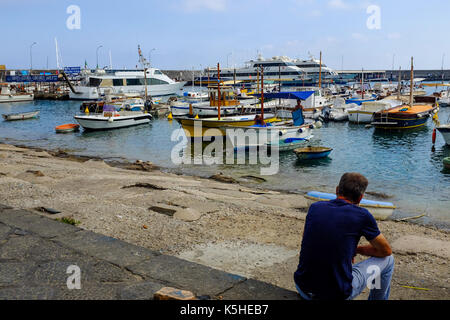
[293, 172, 394, 300]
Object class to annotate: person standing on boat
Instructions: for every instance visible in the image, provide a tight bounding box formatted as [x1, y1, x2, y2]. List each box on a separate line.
[254, 114, 266, 126]
[293, 173, 394, 300]
[293, 99, 304, 111]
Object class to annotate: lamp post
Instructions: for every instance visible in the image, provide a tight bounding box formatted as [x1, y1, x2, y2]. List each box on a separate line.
[149, 48, 156, 68]
[96, 45, 103, 69]
[30, 42, 37, 72]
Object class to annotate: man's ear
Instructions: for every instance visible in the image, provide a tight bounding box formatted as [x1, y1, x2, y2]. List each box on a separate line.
[357, 194, 364, 204]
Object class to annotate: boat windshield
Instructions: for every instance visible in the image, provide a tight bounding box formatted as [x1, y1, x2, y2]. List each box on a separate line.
[88, 78, 102, 87]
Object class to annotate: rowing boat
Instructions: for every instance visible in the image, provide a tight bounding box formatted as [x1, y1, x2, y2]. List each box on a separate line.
[304, 191, 396, 220]
[2, 110, 40, 121]
[55, 123, 80, 133]
[294, 146, 333, 160]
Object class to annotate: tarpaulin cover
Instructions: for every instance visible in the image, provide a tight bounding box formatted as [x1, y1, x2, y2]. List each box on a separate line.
[252, 91, 315, 100]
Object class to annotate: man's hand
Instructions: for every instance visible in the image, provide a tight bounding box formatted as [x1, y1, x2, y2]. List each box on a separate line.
[356, 234, 392, 258]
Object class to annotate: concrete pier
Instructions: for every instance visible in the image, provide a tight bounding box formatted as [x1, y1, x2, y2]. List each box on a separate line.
[0, 205, 299, 300]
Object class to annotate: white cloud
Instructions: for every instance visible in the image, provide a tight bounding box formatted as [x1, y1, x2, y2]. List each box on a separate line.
[328, 0, 351, 9]
[182, 0, 227, 12]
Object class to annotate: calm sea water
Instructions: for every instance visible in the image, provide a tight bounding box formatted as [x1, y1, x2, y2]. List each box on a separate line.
[0, 87, 449, 230]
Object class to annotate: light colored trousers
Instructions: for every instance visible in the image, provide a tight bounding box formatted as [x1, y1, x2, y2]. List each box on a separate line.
[296, 255, 395, 300]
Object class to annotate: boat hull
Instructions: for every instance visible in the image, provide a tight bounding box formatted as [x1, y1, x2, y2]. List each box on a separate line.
[304, 191, 395, 220]
[74, 114, 152, 130]
[348, 110, 375, 124]
[294, 147, 332, 160]
[371, 104, 435, 130]
[177, 114, 278, 139]
[69, 82, 186, 100]
[372, 114, 429, 129]
[444, 157, 450, 170]
[0, 94, 34, 103]
[2, 111, 39, 121]
[437, 125, 450, 145]
[222, 125, 313, 151]
[55, 124, 80, 133]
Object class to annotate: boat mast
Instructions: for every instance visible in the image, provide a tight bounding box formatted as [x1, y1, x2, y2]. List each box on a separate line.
[217, 63, 221, 121]
[361, 68, 364, 99]
[397, 66, 402, 101]
[55, 38, 60, 70]
[410, 57, 414, 107]
[261, 65, 265, 120]
[319, 51, 322, 88]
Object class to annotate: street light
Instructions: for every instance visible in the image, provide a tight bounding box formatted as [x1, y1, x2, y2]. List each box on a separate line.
[30, 42, 37, 71]
[148, 48, 156, 68]
[96, 45, 103, 69]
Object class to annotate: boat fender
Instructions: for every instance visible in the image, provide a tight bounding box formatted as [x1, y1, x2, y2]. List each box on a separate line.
[309, 124, 314, 129]
[432, 128, 437, 144]
[108, 118, 113, 123]
[297, 128, 303, 133]
[279, 131, 283, 136]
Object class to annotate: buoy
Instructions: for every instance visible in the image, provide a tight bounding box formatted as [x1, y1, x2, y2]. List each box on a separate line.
[167, 112, 173, 120]
[195, 114, 199, 119]
[85, 107, 90, 114]
[432, 128, 437, 144]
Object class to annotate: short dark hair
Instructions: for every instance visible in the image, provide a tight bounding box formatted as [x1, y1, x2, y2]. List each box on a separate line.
[337, 173, 369, 203]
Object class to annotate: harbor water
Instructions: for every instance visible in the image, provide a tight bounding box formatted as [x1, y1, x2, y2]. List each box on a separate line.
[0, 88, 449, 230]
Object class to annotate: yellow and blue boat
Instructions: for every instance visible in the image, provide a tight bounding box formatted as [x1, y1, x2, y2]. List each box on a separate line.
[371, 104, 437, 130]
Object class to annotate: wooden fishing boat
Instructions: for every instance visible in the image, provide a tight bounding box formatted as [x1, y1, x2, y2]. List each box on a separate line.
[223, 122, 314, 152]
[293, 146, 332, 160]
[371, 103, 436, 130]
[178, 114, 279, 139]
[304, 191, 396, 220]
[2, 110, 39, 121]
[55, 123, 80, 133]
[371, 58, 437, 130]
[177, 63, 281, 139]
[220, 91, 320, 151]
[444, 157, 450, 170]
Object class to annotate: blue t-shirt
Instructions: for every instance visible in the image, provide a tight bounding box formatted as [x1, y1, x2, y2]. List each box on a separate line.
[294, 199, 381, 300]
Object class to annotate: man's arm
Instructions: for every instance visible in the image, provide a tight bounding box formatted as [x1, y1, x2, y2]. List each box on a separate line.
[356, 234, 392, 258]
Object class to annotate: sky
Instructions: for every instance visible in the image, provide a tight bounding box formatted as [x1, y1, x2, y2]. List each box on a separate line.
[0, 0, 449, 71]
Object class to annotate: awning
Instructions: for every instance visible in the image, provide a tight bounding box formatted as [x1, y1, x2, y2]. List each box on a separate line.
[252, 91, 315, 100]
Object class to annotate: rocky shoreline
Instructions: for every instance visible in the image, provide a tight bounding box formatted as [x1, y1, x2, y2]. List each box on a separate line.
[0, 143, 448, 300]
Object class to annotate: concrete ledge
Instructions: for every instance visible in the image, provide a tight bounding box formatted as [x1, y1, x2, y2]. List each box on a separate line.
[0, 205, 300, 300]
[221, 279, 300, 300]
[127, 254, 247, 297]
[0, 209, 80, 238]
[52, 230, 159, 267]
[0, 204, 12, 211]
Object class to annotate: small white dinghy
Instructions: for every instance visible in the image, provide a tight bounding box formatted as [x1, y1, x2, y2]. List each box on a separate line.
[304, 191, 396, 220]
[2, 110, 40, 121]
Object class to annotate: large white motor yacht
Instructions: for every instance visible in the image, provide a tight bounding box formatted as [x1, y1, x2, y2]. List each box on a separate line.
[69, 68, 186, 100]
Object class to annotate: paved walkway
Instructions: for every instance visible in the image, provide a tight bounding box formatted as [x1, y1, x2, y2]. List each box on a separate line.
[0, 204, 299, 300]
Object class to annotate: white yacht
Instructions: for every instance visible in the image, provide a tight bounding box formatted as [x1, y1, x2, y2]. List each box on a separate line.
[209, 55, 310, 82]
[0, 85, 34, 103]
[290, 56, 338, 78]
[69, 68, 186, 100]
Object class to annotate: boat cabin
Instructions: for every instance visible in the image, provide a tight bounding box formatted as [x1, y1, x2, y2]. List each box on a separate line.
[207, 85, 240, 107]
